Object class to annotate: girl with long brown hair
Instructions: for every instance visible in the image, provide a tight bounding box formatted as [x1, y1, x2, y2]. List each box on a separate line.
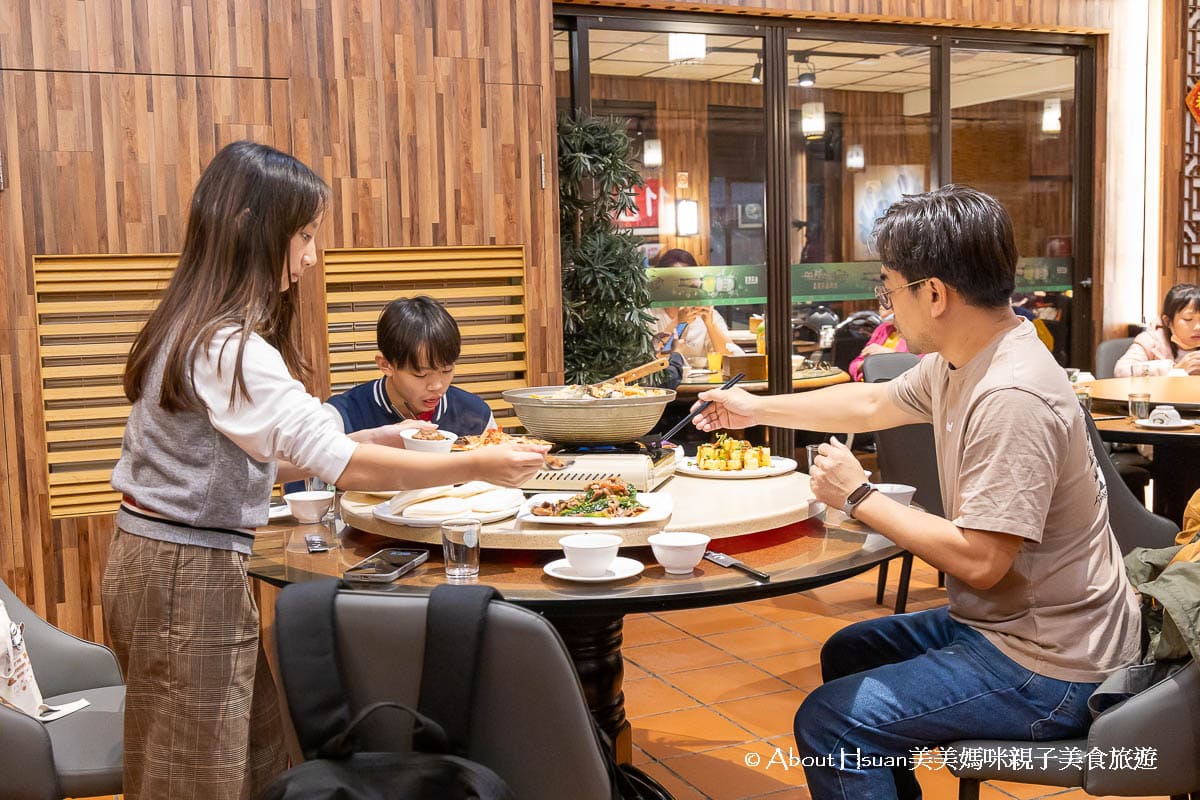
[103, 141, 545, 799]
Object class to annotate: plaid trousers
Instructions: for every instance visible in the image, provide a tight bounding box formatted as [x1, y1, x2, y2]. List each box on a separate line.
[102, 528, 286, 799]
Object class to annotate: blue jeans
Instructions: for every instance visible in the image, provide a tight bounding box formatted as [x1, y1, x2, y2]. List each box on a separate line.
[793, 607, 1099, 800]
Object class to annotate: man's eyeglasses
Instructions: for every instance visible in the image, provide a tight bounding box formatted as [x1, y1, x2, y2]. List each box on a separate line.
[874, 277, 929, 311]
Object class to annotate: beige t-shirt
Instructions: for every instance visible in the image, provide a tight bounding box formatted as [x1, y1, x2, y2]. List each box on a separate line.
[888, 318, 1140, 682]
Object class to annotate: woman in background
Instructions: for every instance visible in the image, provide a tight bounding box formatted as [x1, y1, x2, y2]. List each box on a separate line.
[1115, 283, 1200, 376]
[847, 312, 912, 382]
[648, 248, 739, 360]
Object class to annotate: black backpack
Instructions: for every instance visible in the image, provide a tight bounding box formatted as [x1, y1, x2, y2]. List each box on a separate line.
[262, 580, 515, 800]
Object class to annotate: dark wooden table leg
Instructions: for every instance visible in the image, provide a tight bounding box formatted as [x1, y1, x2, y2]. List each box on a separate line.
[546, 611, 632, 763]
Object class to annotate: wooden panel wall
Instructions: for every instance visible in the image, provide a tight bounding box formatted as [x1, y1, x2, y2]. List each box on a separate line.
[0, 0, 558, 640]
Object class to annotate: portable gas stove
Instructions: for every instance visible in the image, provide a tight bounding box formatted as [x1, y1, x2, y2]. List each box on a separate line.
[521, 437, 679, 492]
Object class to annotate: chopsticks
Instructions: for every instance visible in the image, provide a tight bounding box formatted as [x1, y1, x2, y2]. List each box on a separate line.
[661, 372, 745, 443]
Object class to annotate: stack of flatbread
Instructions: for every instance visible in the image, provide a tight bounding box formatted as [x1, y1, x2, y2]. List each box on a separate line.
[388, 481, 525, 520]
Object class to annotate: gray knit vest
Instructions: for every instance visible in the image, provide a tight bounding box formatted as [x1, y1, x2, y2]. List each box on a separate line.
[111, 338, 278, 554]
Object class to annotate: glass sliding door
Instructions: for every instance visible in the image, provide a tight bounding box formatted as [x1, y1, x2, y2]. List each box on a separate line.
[784, 36, 934, 373]
[950, 47, 1081, 365]
[583, 25, 770, 374]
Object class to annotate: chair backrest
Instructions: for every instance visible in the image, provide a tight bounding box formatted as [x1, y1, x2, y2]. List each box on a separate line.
[861, 351, 920, 383]
[282, 590, 612, 800]
[860, 353, 944, 516]
[1094, 337, 1135, 379]
[0, 580, 122, 697]
[1083, 414, 1179, 553]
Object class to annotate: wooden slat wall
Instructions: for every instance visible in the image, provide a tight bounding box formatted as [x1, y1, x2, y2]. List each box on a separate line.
[323, 246, 530, 430]
[33, 255, 175, 519]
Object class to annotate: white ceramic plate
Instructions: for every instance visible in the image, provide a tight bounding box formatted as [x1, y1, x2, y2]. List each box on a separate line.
[517, 491, 673, 526]
[1134, 418, 1196, 430]
[543, 556, 644, 583]
[371, 500, 520, 528]
[268, 504, 292, 520]
[675, 455, 798, 480]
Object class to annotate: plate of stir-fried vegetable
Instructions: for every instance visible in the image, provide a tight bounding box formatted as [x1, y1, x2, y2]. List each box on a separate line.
[518, 477, 672, 526]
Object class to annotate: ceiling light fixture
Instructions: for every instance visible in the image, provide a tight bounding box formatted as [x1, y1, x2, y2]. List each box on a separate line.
[642, 138, 662, 169]
[1042, 98, 1062, 135]
[846, 144, 865, 171]
[750, 60, 762, 84]
[675, 200, 700, 236]
[801, 102, 826, 140]
[791, 55, 816, 87]
[668, 33, 706, 63]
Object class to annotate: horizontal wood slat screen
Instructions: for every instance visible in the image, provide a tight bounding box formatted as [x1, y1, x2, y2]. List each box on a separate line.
[33, 254, 176, 517]
[323, 246, 530, 431]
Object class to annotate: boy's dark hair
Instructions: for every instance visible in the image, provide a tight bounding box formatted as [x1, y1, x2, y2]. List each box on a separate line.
[872, 184, 1018, 308]
[1161, 283, 1200, 356]
[377, 296, 461, 371]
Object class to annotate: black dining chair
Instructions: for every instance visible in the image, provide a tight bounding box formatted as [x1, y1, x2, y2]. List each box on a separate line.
[860, 352, 944, 613]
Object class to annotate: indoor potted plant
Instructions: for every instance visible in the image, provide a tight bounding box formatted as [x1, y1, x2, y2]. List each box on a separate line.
[558, 112, 655, 385]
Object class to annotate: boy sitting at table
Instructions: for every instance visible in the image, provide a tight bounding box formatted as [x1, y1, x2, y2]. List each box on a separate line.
[325, 295, 497, 437]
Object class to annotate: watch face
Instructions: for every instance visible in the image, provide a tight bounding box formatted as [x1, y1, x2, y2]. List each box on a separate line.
[847, 483, 873, 504]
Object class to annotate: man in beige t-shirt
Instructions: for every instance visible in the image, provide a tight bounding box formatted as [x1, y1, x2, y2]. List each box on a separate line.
[691, 185, 1140, 800]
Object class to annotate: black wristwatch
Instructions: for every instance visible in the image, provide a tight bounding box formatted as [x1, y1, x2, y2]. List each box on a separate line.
[842, 482, 877, 519]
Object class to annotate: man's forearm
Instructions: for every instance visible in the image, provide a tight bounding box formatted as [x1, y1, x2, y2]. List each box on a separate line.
[753, 382, 901, 433]
[850, 494, 1021, 590]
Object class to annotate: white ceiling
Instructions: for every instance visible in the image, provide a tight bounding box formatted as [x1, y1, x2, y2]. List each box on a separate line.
[553, 31, 1073, 106]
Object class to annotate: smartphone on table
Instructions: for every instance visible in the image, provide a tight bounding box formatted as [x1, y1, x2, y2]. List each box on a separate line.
[343, 548, 429, 583]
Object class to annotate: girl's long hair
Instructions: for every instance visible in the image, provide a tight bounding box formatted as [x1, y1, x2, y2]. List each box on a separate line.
[123, 141, 330, 411]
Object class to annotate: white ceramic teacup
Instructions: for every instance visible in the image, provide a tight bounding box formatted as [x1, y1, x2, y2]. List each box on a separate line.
[283, 490, 335, 523]
[1148, 405, 1183, 426]
[559, 533, 621, 577]
[873, 483, 916, 506]
[648, 531, 711, 575]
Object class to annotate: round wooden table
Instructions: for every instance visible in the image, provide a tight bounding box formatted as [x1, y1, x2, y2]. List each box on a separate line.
[335, 471, 823, 548]
[249, 476, 900, 763]
[672, 367, 849, 396]
[1083, 376, 1200, 409]
[1091, 413, 1200, 524]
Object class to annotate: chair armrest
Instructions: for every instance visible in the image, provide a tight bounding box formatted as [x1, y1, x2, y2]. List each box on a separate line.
[23, 624, 123, 697]
[0, 702, 62, 799]
[1084, 660, 1200, 796]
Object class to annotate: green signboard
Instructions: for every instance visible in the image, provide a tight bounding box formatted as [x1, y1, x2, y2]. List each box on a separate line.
[646, 257, 1073, 308]
[1015, 257, 1072, 292]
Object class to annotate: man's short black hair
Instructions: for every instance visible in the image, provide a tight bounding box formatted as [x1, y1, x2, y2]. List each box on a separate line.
[873, 184, 1018, 308]
[376, 296, 461, 371]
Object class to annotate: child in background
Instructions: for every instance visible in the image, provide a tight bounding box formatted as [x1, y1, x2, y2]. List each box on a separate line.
[325, 296, 497, 436]
[1115, 283, 1200, 376]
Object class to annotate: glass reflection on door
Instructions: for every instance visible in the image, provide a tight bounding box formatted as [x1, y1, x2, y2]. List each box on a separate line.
[784, 38, 933, 375]
[951, 49, 1077, 365]
[585, 28, 768, 373]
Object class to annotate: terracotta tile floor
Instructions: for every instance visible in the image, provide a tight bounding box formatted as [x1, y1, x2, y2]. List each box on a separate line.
[623, 558, 1170, 800]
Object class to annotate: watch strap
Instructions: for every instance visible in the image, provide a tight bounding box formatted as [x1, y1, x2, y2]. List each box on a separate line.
[842, 482, 877, 519]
